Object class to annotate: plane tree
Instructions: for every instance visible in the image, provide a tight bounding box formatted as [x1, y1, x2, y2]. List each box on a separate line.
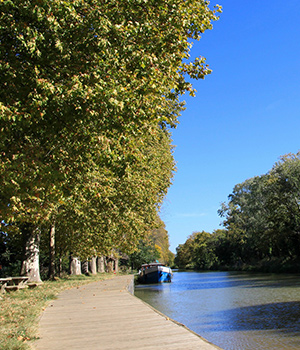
[0, 0, 221, 280]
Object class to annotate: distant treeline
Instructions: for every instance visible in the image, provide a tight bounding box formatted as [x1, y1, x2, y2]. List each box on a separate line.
[175, 152, 300, 273]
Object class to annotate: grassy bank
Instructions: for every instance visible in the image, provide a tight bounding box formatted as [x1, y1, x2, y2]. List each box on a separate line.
[0, 273, 117, 350]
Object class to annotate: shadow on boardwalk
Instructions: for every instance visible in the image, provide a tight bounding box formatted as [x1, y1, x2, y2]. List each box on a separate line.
[33, 275, 221, 350]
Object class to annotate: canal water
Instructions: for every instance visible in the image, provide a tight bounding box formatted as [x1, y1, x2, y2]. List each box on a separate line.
[134, 271, 300, 350]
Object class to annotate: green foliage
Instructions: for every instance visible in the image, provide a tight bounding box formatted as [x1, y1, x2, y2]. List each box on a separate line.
[176, 152, 300, 272]
[129, 215, 174, 269]
[219, 152, 300, 265]
[0, 0, 221, 269]
[129, 240, 161, 270]
[175, 234, 196, 269]
[150, 216, 174, 265]
[175, 231, 219, 270]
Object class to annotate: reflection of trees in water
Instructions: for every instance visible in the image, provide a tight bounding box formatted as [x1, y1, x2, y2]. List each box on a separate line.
[166, 272, 300, 292]
[206, 301, 300, 334]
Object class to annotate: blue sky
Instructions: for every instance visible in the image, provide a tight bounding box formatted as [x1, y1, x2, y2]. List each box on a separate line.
[161, 0, 300, 252]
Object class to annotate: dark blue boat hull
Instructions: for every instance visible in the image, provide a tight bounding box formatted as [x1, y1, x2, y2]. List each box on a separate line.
[138, 270, 172, 284]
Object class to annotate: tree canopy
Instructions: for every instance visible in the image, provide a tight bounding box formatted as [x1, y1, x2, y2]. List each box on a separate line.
[0, 0, 221, 277]
[175, 152, 300, 273]
[129, 215, 174, 270]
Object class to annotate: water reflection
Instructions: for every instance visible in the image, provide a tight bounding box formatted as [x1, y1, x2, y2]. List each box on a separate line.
[135, 271, 300, 350]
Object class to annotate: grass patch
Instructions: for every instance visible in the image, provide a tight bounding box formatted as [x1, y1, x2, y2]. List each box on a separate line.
[0, 273, 116, 350]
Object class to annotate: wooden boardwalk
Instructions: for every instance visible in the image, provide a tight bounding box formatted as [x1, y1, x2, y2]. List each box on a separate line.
[33, 275, 222, 350]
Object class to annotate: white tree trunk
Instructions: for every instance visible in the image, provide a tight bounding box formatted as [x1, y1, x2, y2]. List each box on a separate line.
[97, 256, 105, 273]
[70, 257, 81, 275]
[20, 226, 42, 283]
[89, 256, 97, 274]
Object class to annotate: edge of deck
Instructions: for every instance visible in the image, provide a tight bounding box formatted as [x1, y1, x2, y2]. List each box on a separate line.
[33, 274, 223, 350]
[132, 276, 223, 350]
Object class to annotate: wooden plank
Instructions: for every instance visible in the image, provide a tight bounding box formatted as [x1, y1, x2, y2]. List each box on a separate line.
[33, 275, 222, 350]
[5, 285, 20, 292]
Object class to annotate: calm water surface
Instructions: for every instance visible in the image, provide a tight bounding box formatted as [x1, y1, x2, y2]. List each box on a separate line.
[135, 271, 300, 350]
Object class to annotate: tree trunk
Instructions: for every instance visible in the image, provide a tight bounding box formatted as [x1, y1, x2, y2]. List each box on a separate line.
[58, 257, 62, 277]
[82, 260, 89, 275]
[69, 257, 81, 275]
[20, 225, 42, 283]
[97, 256, 105, 273]
[48, 221, 56, 280]
[114, 258, 119, 273]
[89, 256, 97, 274]
[106, 257, 114, 273]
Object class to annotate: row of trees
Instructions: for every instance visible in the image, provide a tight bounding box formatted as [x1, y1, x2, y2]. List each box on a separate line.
[1, 213, 174, 278]
[176, 152, 300, 272]
[0, 1, 221, 280]
[129, 216, 174, 270]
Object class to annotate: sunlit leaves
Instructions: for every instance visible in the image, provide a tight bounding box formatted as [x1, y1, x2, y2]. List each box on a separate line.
[218, 152, 300, 264]
[0, 0, 220, 258]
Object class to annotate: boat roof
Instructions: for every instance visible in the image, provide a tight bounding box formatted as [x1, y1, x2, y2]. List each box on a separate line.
[141, 262, 165, 267]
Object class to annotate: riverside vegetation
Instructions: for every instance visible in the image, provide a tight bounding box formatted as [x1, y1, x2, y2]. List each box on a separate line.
[175, 152, 300, 273]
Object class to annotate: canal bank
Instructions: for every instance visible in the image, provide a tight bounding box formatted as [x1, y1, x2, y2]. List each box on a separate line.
[136, 271, 300, 350]
[33, 274, 221, 350]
